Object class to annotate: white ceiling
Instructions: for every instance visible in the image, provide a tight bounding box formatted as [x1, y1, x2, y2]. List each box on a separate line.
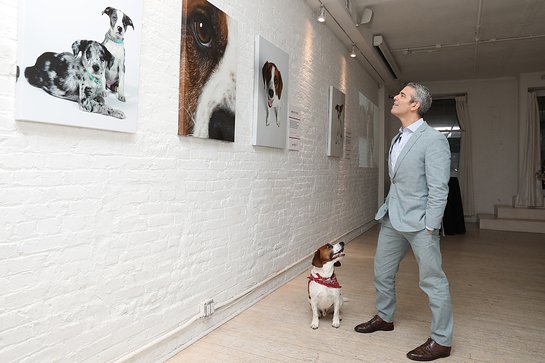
[307, 0, 545, 88]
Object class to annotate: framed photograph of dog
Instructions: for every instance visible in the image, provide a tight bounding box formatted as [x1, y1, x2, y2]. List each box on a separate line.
[15, 0, 143, 133]
[178, 0, 238, 142]
[358, 92, 379, 167]
[253, 36, 289, 149]
[327, 86, 346, 157]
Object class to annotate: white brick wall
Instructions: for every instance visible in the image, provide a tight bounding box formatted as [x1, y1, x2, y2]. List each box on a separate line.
[0, 0, 381, 361]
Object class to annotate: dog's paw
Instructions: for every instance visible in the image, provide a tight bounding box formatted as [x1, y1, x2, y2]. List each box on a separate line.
[332, 320, 340, 328]
[310, 320, 319, 329]
[111, 109, 126, 119]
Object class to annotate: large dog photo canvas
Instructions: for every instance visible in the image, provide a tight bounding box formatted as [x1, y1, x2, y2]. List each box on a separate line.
[15, 0, 143, 133]
[253, 36, 289, 149]
[327, 86, 345, 157]
[178, 0, 238, 142]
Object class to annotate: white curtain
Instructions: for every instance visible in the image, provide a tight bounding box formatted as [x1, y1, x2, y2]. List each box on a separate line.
[455, 95, 475, 216]
[515, 92, 544, 207]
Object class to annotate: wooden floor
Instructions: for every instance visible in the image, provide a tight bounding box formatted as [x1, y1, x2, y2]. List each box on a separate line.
[168, 224, 545, 362]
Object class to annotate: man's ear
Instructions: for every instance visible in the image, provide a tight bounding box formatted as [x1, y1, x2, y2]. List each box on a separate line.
[410, 101, 420, 112]
[312, 250, 323, 268]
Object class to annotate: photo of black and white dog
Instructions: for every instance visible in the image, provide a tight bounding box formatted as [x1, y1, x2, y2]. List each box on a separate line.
[327, 86, 346, 157]
[25, 40, 125, 119]
[15, 0, 143, 133]
[334, 103, 344, 145]
[101, 6, 134, 103]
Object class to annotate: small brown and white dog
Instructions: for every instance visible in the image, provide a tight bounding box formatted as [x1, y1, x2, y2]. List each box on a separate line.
[308, 241, 345, 329]
[262, 61, 283, 127]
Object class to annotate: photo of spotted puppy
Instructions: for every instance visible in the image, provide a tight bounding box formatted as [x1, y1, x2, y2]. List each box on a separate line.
[15, 0, 143, 133]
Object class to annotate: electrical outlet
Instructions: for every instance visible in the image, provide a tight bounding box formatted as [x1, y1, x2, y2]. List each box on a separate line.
[200, 299, 215, 317]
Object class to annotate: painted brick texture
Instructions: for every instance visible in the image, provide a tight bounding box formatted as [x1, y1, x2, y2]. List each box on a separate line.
[0, 0, 380, 361]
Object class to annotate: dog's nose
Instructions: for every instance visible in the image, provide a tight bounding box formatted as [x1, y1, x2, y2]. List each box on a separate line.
[93, 64, 100, 72]
[268, 89, 274, 98]
[208, 108, 235, 142]
[117, 26, 123, 33]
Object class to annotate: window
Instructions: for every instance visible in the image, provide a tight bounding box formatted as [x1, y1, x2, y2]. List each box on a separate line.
[425, 98, 461, 176]
[537, 96, 545, 190]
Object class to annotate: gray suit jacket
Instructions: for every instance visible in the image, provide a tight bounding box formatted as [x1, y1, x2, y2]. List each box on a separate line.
[375, 121, 451, 232]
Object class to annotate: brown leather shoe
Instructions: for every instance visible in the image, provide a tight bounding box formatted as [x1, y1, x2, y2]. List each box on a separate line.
[354, 314, 394, 333]
[407, 338, 451, 361]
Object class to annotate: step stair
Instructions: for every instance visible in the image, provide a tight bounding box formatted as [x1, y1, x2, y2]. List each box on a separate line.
[478, 205, 545, 234]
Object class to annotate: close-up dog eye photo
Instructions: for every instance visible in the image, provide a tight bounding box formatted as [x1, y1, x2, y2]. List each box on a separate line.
[15, 0, 143, 133]
[179, 0, 238, 142]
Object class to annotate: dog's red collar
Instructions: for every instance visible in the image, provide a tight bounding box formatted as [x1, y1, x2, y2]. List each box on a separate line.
[308, 273, 341, 288]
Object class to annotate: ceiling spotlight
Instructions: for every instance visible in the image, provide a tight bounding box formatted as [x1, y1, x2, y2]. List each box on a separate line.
[317, 6, 326, 23]
[356, 7, 373, 26]
[350, 45, 357, 58]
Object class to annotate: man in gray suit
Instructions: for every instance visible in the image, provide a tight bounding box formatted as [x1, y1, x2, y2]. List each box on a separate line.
[354, 82, 453, 361]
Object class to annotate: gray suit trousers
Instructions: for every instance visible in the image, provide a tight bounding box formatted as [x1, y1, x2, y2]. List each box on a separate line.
[374, 216, 454, 346]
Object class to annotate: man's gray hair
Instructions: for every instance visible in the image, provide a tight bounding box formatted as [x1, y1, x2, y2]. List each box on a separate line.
[406, 82, 432, 116]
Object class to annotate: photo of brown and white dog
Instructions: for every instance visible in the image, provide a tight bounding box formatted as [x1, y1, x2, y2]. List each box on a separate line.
[308, 241, 345, 329]
[24, 40, 125, 119]
[262, 61, 283, 127]
[179, 0, 237, 142]
[253, 36, 289, 149]
[101, 6, 134, 102]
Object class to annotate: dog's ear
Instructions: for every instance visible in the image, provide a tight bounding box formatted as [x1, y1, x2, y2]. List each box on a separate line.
[276, 68, 283, 99]
[311, 250, 323, 268]
[101, 44, 115, 69]
[72, 40, 90, 56]
[123, 14, 134, 30]
[102, 7, 114, 16]
[262, 62, 269, 88]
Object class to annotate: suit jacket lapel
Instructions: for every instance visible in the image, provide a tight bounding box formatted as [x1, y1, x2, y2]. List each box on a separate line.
[388, 133, 400, 178]
[392, 122, 428, 176]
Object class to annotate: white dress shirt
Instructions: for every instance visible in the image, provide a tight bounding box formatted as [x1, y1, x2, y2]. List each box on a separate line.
[390, 118, 424, 171]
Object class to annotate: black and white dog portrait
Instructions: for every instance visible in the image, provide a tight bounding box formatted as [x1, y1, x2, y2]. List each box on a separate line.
[334, 103, 344, 145]
[327, 86, 346, 157]
[25, 40, 125, 119]
[101, 6, 134, 102]
[15, 0, 143, 133]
